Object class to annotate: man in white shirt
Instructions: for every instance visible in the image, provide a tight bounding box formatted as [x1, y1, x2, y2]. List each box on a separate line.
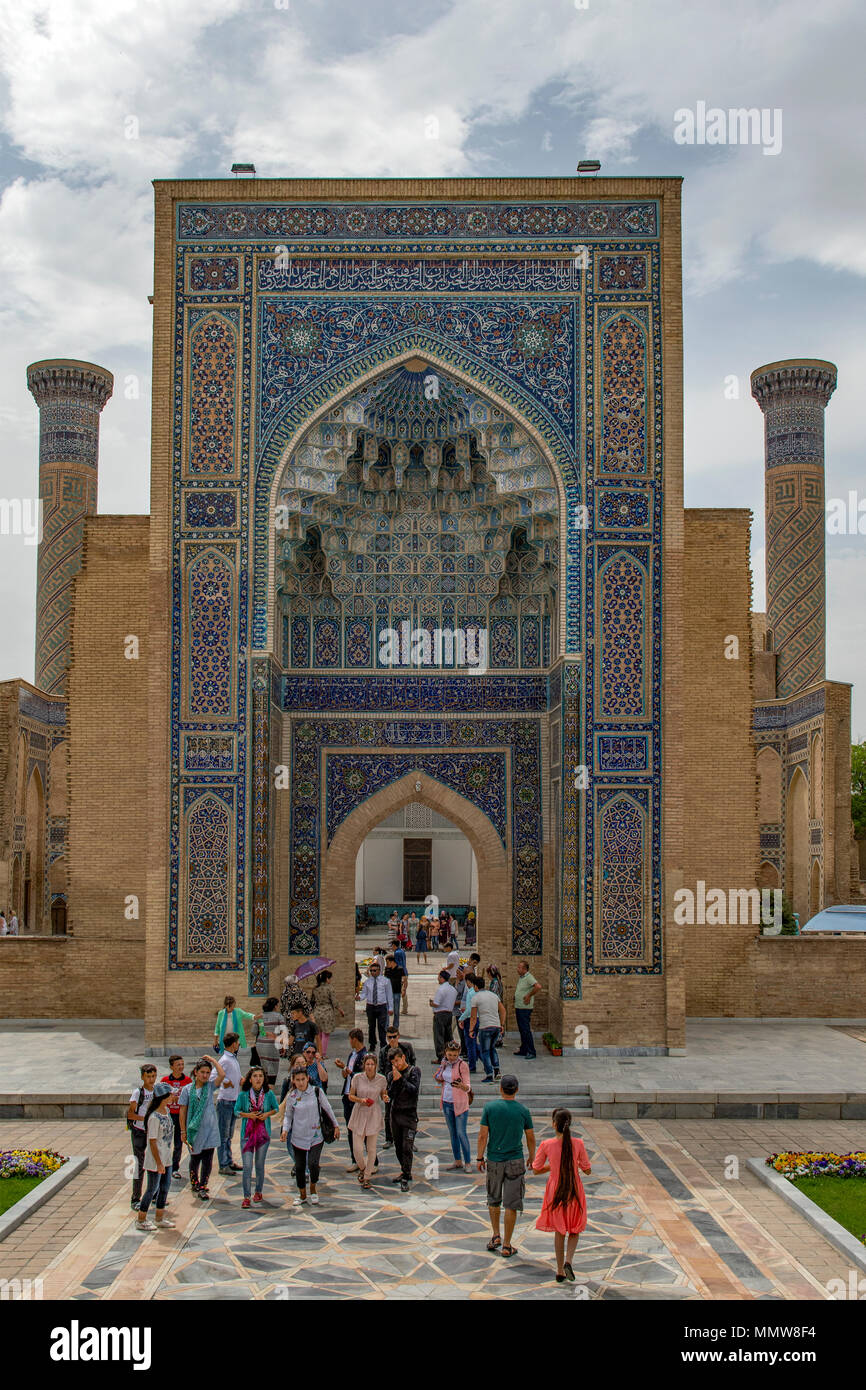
[445, 947, 461, 978]
[214, 1032, 243, 1175]
[470, 986, 506, 1083]
[429, 969, 458, 1060]
[358, 961, 394, 1049]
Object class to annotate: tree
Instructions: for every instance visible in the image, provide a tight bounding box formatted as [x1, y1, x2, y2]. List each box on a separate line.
[852, 741, 866, 837]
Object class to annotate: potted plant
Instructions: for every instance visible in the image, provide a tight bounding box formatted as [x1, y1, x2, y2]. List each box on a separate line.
[542, 1031, 562, 1056]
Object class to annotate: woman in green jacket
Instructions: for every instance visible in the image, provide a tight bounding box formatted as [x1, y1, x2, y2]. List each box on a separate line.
[214, 994, 255, 1052]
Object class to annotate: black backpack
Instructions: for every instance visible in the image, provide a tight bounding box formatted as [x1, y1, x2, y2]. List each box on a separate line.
[314, 1086, 336, 1144]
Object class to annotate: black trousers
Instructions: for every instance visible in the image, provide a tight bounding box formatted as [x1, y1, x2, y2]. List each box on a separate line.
[170, 1112, 183, 1173]
[130, 1128, 147, 1203]
[189, 1148, 215, 1189]
[392, 1119, 417, 1180]
[433, 1010, 453, 1059]
[366, 1003, 388, 1049]
[293, 1142, 324, 1191]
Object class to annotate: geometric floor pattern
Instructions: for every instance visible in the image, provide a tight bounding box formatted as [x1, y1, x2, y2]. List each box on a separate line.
[54, 1118, 828, 1302]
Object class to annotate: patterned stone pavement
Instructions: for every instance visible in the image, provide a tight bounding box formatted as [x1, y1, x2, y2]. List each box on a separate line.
[11, 1115, 850, 1302]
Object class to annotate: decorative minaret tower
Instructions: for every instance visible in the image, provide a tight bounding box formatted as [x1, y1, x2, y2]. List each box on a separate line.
[26, 359, 113, 695]
[750, 359, 837, 700]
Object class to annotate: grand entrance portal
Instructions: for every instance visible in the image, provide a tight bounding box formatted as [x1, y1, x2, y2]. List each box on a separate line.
[157, 181, 676, 1049]
[272, 357, 557, 1020]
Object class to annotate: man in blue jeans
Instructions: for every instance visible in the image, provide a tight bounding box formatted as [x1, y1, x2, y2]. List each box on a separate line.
[514, 961, 541, 1060]
[469, 984, 506, 1082]
[216, 1032, 243, 1174]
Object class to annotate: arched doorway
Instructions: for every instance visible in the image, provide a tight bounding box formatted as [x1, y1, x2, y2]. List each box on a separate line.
[786, 767, 809, 925]
[320, 770, 509, 1019]
[24, 767, 45, 933]
[809, 859, 821, 920]
[354, 804, 478, 949]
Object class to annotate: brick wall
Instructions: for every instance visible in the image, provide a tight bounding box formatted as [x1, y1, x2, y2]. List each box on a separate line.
[0, 517, 152, 1018]
[681, 509, 761, 1016]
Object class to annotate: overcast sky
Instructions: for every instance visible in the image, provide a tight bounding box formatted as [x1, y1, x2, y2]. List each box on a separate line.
[0, 0, 863, 734]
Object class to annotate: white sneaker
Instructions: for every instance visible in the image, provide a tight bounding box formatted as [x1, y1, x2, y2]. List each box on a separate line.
[155, 1218, 176, 1229]
[134, 1220, 156, 1233]
[310, 1193, 320, 1205]
[293, 1196, 307, 1207]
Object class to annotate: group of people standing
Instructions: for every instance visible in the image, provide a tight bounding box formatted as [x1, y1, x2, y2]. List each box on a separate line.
[0, 909, 19, 935]
[125, 954, 590, 1283]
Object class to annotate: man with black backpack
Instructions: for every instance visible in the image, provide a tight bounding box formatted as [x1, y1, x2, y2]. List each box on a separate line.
[126, 1064, 158, 1210]
[386, 1046, 421, 1193]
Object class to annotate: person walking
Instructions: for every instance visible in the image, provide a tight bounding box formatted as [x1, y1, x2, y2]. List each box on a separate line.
[234, 1065, 284, 1207]
[358, 959, 393, 1050]
[279, 973, 313, 1020]
[213, 995, 255, 1053]
[384, 953, 407, 1029]
[216, 1032, 243, 1176]
[486, 964, 504, 1001]
[253, 998, 286, 1089]
[334, 1029, 367, 1169]
[386, 1046, 421, 1192]
[469, 982, 506, 1083]
[514, 961, 541, 1060]
[160, 1054, 192, 1180]
[301, 1041, 328, 1091]
[379, 1026, 416, 1149]
[134, 1083, 177, 1233]
[286, 1005, 320, 1055]
[180, 1054, 226, 1201]
[429, 969, 457, 1060]
[281, 1066, 339, 1207]
[458, 972, 481, 1074]
[347, 1053, 387, 1189]
[126, 1063, 158, 1211]
[414, 920, 428, 964]
[531, 1108, 592, 1282]
[434, 1040, 473, 1172]
[7, 911, 18, 936]
[477, 1074, 535, 1259]
[310, 970, 344, 1057]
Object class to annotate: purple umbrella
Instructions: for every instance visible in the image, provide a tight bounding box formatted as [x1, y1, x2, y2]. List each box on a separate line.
[295, 956, 336, 981]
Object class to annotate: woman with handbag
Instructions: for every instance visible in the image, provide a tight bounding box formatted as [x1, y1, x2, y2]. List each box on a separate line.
[434, 1040, 473, 1171]
[281, 1066, 339, 1207]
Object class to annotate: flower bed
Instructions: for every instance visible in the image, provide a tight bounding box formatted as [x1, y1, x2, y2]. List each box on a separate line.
[0, 1150, 68, 1220]
[766, 1152, 866, 1246]
[766, 1151, 866, 1179]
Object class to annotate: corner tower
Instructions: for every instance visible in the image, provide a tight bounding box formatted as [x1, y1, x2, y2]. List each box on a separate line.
[26, 358, 114, 694]
[750, 358, 837, 699]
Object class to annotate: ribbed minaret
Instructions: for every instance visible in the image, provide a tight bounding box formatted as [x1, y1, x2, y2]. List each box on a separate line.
[750, 359, 837, 700]
[26, 359, 113, 695]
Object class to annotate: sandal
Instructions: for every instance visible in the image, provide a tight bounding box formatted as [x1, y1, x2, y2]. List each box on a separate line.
[361, 1181, 372, 1190]
[486, 1236, 502, 1251]
[501, 1244, 517, 1258]
[556, 1273, 566, 1283]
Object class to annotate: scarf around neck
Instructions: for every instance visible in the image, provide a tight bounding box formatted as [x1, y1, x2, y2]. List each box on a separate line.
[242, 1085, 269, 1153]
[187, 1081, 210, 1145]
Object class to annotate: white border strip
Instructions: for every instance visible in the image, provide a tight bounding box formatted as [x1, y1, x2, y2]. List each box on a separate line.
[0, 1156, 88, 1242]
[746, 1157, 866, 1274]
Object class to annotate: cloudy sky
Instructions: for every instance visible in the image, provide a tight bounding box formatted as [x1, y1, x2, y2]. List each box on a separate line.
[0, 0, 863, 733]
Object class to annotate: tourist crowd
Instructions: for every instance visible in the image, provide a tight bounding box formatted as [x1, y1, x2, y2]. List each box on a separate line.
[124, 951, 587, 1281]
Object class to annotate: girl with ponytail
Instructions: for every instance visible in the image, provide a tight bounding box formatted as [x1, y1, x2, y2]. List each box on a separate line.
[531, 1107, 592, 1282]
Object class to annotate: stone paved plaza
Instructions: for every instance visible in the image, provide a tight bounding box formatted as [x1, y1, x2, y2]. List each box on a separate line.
[4, 977, 866, 1301]
[3, 1113, 863, 1301]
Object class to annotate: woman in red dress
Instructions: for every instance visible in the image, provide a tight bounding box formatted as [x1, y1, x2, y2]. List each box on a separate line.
[531, 1108, 592, 1282]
